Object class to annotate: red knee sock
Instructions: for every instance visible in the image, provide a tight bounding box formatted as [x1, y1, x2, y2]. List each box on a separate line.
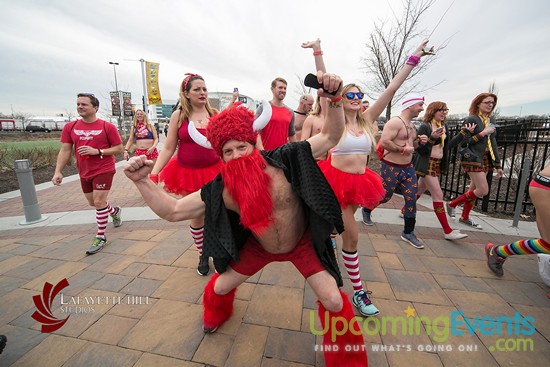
[461, 196, 477, 220]
[317, 290, 368, 367]
[203, 273, 236, 330]
[450, 191, 477, 208]
[433, 202, 453, 234]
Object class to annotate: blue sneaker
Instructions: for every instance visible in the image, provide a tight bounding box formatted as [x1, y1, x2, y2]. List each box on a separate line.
[352, 290, 379, 316]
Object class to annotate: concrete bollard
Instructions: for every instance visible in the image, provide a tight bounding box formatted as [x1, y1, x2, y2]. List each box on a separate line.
[14, 159, 48, 225]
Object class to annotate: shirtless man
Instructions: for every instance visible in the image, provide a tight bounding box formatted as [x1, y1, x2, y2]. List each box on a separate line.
[362, 95, 428, 249]
[125, 72, 368, 366]
[301, 95, 326, 141]
[293, 94, 314, 140]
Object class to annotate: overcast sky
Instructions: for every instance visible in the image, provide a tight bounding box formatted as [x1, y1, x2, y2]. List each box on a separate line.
[1, 0, 549, 119]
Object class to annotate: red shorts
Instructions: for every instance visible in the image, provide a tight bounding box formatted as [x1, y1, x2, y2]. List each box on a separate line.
[135, 148, 159, 161]
[80, 172, 115, 193]
[230, 230, 326, 279]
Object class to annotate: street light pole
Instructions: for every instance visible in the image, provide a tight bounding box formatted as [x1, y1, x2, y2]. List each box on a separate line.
[108, 61, 123, 132]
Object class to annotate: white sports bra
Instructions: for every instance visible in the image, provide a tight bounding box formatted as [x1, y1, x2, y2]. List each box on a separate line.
[331, 131, 372, 156]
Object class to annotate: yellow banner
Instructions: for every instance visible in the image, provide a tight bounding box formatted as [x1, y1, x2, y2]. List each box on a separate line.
[146, 61, 162, 105]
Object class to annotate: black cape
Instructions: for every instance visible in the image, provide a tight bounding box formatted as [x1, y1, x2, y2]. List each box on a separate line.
[200, 141, 344, 286]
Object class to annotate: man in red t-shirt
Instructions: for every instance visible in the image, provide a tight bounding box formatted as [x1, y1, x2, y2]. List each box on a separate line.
[52, 93, 124, 255]
[256, 77, 296, 150]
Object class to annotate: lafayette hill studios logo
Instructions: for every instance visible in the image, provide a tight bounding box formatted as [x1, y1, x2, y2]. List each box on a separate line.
[31, 278, 70, 333]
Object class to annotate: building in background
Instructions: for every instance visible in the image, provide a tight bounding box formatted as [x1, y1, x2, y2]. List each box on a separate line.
[147, 92, 258, 125]
[208, 91, 258, 111]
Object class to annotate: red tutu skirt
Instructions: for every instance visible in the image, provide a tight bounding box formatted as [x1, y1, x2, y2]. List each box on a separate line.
[318, 158, 385, 210]
[159, 156, 223, 196]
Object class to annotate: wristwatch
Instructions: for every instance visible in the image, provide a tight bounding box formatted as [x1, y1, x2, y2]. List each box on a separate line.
[98, 149, 104, 159]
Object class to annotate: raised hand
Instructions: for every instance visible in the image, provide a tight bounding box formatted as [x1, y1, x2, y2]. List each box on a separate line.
[301, 38, 321, 50]
[124, 155, 154, 182]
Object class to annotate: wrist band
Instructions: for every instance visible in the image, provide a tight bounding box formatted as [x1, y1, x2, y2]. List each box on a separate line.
[330, 95, 342, 103]
[406, 55, 421, 67]
[313, 50, 323, 56]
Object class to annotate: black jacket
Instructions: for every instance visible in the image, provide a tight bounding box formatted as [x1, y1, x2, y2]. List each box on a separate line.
[448, 115, 501, 169]
[200, 141, 344, 286]
[413, 122, 450, 176]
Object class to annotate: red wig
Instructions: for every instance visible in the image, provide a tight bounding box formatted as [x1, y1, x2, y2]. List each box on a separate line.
[206, 106, 257, 157]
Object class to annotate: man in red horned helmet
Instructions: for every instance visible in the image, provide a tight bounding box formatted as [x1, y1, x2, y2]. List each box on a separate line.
[125, 71, 368, 366]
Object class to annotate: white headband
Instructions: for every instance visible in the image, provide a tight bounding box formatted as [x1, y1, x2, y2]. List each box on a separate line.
[401, 95, 425, 110]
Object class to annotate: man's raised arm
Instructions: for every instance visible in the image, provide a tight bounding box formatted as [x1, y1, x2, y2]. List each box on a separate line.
[124, 155, 205, 222]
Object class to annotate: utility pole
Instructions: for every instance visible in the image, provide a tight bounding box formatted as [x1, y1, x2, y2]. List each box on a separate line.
[140, 59, 149, 115]
[109, 61, 123, 132]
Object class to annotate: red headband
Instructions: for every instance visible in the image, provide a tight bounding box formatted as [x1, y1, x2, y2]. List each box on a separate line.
[182, 73, 200, 91]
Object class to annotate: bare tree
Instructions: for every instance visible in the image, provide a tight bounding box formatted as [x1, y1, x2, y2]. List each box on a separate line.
[488, 81, 501, 118]
[361, 0, 449, 120]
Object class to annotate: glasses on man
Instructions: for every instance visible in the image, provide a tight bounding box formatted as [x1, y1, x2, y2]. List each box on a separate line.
[345, 92, 364, 100]
[78, 93, 95, 97]
[481, 101, 495, 105]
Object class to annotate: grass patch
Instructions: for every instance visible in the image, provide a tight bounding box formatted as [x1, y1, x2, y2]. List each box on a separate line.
[0, 140, 72, 173]
[0, 140, 61, 150]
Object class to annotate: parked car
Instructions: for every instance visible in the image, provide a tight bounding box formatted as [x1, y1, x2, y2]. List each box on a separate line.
[25, 125, 51, 133]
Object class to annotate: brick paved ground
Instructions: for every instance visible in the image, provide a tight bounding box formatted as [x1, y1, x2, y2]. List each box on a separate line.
[0, 167, 549, 366]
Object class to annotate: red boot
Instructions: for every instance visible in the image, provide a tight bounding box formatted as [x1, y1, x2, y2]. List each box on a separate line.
[318, 290, 368, 366]
[202, 273, 237, 333]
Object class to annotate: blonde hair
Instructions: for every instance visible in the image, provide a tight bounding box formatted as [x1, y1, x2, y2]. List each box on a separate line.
[341, 83, 376, 150]
[132, 110, 153, 131]
[310, 95, 322, 116]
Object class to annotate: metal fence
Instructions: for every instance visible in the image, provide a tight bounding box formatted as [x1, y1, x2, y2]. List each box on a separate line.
[440, 119, 550, 216]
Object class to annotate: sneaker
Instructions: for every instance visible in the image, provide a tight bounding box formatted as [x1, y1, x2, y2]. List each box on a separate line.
[444, 230, 468, 240]
[446, 202, 456, 219]
[485, 243, 505, 276]
[352, 290, 379, 316]
[459, 217, 483, 230]
[86, 237, 106, 255]
[362, 208, 374, 226]
[0, 335, 6, 355]
[111, 206, 122, 227]
[202, 325, 218, 333]
[197, 254, 210, 276]
[401, 231, 425, 249]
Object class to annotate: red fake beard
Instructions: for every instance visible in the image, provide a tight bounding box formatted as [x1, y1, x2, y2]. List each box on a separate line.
[220, 149, 273, 235]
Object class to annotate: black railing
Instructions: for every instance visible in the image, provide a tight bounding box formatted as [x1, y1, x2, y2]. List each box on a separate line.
[440, 119, 550, 216]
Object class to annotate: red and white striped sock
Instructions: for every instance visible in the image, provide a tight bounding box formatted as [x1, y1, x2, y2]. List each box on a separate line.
[342, 250, 363, 292]
[190, 226, 204, 255]
[106, 202, 116, 215]
[96, 206, 109, 238]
